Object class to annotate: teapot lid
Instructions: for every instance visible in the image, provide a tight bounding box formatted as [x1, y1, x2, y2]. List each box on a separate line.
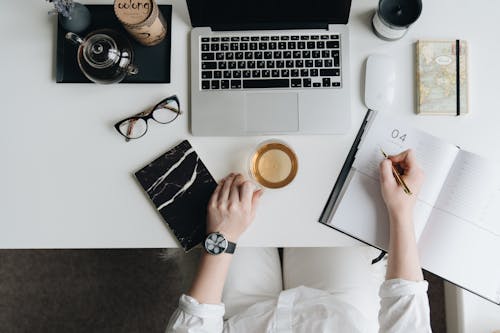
[83, 33, 121, 69]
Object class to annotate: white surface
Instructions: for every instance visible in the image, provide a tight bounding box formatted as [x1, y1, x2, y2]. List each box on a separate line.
[365, 54, 396, 111]
[2, 0, 500, 251]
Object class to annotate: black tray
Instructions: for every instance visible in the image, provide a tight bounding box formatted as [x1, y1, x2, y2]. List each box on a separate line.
[56, 4, 172, 83]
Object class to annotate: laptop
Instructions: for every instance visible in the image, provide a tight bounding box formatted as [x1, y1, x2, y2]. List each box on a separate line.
[187, 0, 352, 136]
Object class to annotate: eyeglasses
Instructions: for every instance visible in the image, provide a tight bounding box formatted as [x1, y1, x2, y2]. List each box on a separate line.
[114, 95, 181, 141]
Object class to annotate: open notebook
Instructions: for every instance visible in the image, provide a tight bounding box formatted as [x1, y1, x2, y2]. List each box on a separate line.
[320, 110, 500, 305]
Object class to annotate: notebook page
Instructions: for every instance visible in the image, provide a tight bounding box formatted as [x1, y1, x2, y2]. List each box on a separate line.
[352, 111, 459, 239]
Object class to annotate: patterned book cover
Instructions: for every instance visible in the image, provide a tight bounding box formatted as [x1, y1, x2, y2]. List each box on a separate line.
[416, 40, 469, 115]
[135, 140, 217, 251]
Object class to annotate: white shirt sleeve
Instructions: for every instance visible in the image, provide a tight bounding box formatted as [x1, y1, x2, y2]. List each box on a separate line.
[378, 279, 432, 333]
[166, 295, 225, 333]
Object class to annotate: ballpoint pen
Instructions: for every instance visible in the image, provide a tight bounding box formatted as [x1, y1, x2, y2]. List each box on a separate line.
[380, 149, 413, 195]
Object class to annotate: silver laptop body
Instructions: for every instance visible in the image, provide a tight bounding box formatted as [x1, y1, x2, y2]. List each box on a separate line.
[188, 2, 352, 136]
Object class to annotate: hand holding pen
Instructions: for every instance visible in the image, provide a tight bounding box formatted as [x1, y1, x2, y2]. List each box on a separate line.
[379, 149, 424, 220]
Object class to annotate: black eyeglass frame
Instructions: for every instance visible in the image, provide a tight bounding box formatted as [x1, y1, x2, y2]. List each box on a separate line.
[114, 95, 181, 140]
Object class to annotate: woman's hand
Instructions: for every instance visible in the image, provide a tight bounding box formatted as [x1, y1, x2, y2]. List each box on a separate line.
[206, 173, 263, 242]
[379, 149, 424, 221]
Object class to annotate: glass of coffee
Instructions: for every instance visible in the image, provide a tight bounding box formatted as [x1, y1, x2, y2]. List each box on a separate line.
[249, 140, 298, 189]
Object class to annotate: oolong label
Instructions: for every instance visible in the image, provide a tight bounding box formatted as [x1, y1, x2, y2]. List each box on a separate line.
[114, 0, 152, 25]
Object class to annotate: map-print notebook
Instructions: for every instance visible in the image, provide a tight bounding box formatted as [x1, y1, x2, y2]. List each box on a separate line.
[416, 40, 469, 116]
[320, 110, 500, 305]
[135, 140, 217, 251]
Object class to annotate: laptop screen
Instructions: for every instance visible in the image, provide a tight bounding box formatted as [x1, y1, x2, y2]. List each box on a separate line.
[187, 0, 352, 30]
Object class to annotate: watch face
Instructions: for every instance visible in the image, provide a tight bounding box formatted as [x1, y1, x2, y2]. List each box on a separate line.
[204, 233, 228, 255]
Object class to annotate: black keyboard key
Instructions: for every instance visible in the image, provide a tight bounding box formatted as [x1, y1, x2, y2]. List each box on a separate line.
[302, 51, 311, 58]
[238, 61, 246, 69]
[228, 61, 236, 69]
[214, 71, 222, 79]
[317, 41, 325, 49]
[202, 80, 210, 89]
[273, 51, 282, 59]
[298, 42, 306, 49]
[231, 80, 242, 89]
[248, 61, 256, 69]
[276, 60, 285, 68]
[252, 70, 261, 78]
[307, 41, 315, 49]
[281, 36, 289, 40]
[236, 52, 244, 60]
[288, 42, 296, 49]
[201, 37, 209, 42]
[322, 77, 331, 87]
[259, 43, 267, 50]
[221, 37, 230, 42]
[221, 80, 229, 89]
[312, 51, 321, 58]
[233, 70, 242, 78]
[245, 52, 253, 59]
[313, 82, 321, 87]
[293, 51, 301, 58]
[321, 35, 329, 40]
[231, 43, 238, 50]
[303, 78, 311, 87]
[311, 35, 319, 40]
[231, 37, 240, 41]
[300, 69, 308, 77]
[266, 60, 275, 68]
[211, 80, 220, 89]
[320, 68, 340, 76]
[291, 69, 299, 77]
[301, 35, 309, 40]
[243, 70, 251, 78]
[310, 69, 319, 76]
[243, 79, 290, 88]
[325, 59, 333, 67]
[269, 42, 277, 50]
[332, 82, 341, 87]
[221, 43, 229, 51]
[284, 51, 292, 59]
[211, 44, 219, 51]
[261, 36, 269, 41]
[251, 36, 259, 41]
[240, 43, 248, 50]
[262, 70, 271, 78]
[315, 59, 323, 67]
[202, 53, 214, 60]
[241, 36, 250, 41]
[291, 78, 301, 87]
[202, 44, 211, 53]
[271, 36, 279, 40]
[226, 52, 234, 60]
[286, 60, 294, 68]
[264, 51, 273, 59]
[216, 52, 224, 60]
[272, 69, 280, 77]
[202, 71, 212, 79]
[218, 62, 227, 69]
[295, 60, 304, 68]
[250, 43, 258, 50]
[291, 35, 300, 40]
[305, 60, 314, 67]
[322, 50, 330, 58]
[202, 62, 217, 70]
[331, 35, 339, 39]
[281, 69, 290, 77]
[223, 70, 231, 78]
[255, 52, 263, 59]
[257, 61, 266, 69]
[278, 42, 287, 49]
[326, 41, 340, 48]
[211, 37, 220, 42]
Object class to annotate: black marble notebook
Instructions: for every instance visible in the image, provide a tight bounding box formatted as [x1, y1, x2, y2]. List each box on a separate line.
[135, 140, 217, 251]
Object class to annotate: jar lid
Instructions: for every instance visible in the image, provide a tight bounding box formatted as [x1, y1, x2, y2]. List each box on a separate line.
[83, 34, 120, 69]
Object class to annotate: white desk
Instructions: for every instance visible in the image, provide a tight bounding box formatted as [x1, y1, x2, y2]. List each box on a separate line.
[2, 0, 500, 253]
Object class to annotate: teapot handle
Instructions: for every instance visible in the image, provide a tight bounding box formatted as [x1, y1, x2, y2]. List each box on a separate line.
[65, 32, 84, 46]
[127, 64, 139, 76]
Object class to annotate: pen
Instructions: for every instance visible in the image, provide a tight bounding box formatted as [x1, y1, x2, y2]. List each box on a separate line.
[380, 149, 413, 195]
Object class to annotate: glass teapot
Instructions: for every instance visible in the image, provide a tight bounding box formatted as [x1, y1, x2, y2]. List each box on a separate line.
[66, 29, 138, 84]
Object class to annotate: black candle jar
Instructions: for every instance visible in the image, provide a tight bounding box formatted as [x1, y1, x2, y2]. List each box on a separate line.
[372, 0, 422, 41]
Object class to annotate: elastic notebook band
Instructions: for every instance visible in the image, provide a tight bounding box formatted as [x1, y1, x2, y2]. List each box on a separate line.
[456, 39, 460, 116]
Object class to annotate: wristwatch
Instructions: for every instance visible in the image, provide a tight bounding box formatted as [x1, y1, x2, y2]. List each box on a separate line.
[204, 232, 236, 255]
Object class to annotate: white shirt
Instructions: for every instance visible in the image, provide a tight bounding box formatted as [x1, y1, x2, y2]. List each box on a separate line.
[166, 279, 432, 333]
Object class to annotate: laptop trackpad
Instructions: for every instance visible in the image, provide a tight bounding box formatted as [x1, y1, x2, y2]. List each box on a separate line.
[245, 93, 299, 133]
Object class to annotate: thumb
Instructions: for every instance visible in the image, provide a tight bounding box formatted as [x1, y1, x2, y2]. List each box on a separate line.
[380, 159, 396, 187]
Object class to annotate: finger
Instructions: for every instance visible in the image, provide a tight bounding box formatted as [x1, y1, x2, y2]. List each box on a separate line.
[219, 173, 236, 203]
[388, 149, 410, 164]
[379, 159, 397, 187]
[208, 181, 223, 207]
[229, 174, 244, 202]
[239, 180, 255, 205]
[389, 149, 419, 174]
[251, 189, 264, 210]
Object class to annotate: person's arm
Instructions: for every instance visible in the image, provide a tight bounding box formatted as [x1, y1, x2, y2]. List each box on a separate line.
[378, 150, 431, 333]
[166, 173, 262, 332]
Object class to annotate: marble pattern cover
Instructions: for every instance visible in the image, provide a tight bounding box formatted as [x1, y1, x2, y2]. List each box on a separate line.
[135, 140, 217, 251]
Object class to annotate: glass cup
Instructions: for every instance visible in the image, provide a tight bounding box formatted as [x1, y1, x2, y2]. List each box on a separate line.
[249, 140, 298, 189]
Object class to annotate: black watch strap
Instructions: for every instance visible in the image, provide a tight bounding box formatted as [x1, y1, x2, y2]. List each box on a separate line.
[225, 241, 236, 254]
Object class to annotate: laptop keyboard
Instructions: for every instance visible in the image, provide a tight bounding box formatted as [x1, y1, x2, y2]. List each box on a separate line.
[199, 34, 341, 90]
